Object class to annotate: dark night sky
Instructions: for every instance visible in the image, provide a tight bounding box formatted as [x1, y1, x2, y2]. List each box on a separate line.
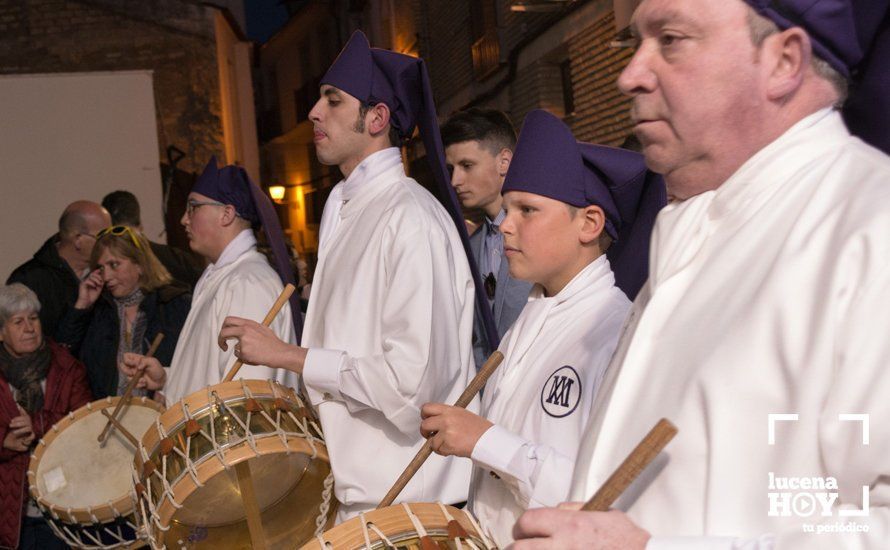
[244, 0, 290, 43]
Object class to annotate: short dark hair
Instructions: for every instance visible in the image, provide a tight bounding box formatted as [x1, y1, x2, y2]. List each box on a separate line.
[102, 190, 141, 227]
[357, 102, 404, 147]
[441, 108, 517, 154]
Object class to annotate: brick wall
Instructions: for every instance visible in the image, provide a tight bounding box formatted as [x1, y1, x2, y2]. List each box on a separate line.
[509, 59, 565, 128]
[421, 0, 475, 103]
[567, 9, 635, 146]
[418, 0, 634, 147]
[0, 0, 225, 173]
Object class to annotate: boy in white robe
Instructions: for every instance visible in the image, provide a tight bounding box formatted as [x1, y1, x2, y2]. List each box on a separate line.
[419, 109, 665, 546]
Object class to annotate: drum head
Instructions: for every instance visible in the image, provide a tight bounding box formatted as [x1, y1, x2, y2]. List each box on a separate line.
[33, 399, 161, 513]
[138, 380, 336, 548]
[160, 448, 333, 548]
[175, 452, 312, 526]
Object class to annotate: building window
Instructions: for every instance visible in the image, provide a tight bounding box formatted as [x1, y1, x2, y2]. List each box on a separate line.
[469, 0, 501, 80]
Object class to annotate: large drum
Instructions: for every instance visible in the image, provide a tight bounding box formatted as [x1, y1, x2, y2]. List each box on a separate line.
[302, 502, 496, 550]
[28, 396, 164, 549]
[134, 379, 335, 549]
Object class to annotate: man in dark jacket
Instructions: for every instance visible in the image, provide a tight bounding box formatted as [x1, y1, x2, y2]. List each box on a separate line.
[6, 201, 111, 340]
[101, 191, 204, 289]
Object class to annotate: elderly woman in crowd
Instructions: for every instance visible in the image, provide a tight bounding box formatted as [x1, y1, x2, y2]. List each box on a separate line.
[0, 283, 92, 549]
[57, 225, 191, 399]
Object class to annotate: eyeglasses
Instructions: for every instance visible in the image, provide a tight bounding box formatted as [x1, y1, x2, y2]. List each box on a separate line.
[186, 199, 225, 216]
[97, 225, 143, 252]
[484, 272, 496, 301]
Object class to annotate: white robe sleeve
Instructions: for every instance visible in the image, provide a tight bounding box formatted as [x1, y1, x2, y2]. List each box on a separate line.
[675, 254, 890, 550]
[470, 424, 576, 508]
[771, 259, 890, 549]
[302, 225, 458, 436]
[647, 261, 890, 550]
[215, 270, 297, 383]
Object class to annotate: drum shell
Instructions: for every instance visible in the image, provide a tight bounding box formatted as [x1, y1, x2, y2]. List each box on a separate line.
[135, 379, 335, 549]
[28, 396, 164, 549]
[302, 502, 496, 550]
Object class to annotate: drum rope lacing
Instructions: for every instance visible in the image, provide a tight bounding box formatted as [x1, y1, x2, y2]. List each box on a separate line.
[436, 502, 467, 550]
[30, 397, 154, 550]
[314, 471, 335, 536]
[136, 380, 331, 549]
[314, 502, 494, 550]
[439, 501, 494, 549]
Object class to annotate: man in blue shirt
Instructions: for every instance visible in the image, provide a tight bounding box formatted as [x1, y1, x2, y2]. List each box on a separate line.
[442, 109, 532, 369]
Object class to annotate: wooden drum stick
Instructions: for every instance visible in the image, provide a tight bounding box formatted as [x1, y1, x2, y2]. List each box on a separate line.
[582, 418, 678, 512]
[99, 409, 142, 448]
[377, 350, 505, 509]
[223, 283, 295, 382]
[98, 332, 165, 443]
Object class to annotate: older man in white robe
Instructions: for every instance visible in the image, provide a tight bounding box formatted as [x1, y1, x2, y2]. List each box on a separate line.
[510, 1, 890, 549]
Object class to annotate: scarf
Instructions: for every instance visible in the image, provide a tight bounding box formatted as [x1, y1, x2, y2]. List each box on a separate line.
[114, 289, 147, 396]
[0, 340, 51, 414]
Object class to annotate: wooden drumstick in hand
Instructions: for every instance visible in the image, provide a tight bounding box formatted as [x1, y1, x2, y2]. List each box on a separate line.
[377, 350, 504, 509]
[582, 418, 678, 512]
[98, 332, 164, 444]
[222, 283, 295, 382]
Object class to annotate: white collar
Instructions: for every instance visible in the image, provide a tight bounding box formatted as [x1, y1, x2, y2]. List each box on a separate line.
[649, 108, 843, 289]
[211, 229, 256, 270]
[529, 254, 614, 305]
[339, 147, 404, 202]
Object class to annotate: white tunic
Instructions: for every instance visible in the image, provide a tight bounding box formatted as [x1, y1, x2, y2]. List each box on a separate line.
[571, 109, 890, 549]
[469, 256, 630, 547]
[301, 148, 476, 519]
[164, 230, 298, 404]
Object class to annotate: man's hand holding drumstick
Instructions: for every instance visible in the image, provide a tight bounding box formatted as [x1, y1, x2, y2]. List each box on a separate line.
[217, 317, 308, 374]
[508, 506, 649, 549]
[508, 418, 677, 549]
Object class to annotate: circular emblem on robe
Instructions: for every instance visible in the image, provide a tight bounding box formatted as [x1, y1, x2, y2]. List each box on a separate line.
[540, 366, 582, 418]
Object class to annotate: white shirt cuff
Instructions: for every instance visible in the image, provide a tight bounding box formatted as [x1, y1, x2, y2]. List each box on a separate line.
[470, 423, 528, 477]
[302, 347, 346, 406]
[647, 537, 740, 550]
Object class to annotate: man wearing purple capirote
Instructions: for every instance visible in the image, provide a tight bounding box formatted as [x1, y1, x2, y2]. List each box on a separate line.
[217, 31, 483, 521]
[122, 158, 300, 405]
[511, 0, 890, 549]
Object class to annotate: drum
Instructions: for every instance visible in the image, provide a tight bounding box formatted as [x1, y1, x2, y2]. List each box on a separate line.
[302, 502, 496, 549]
[134, 379, 335, 549]
[28, 396, 164, 549]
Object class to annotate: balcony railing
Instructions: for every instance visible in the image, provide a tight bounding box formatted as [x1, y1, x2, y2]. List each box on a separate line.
[471, 29, 501, 81]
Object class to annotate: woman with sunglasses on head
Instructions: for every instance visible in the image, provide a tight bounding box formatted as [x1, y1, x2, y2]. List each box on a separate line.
[56, 226, 191, 399]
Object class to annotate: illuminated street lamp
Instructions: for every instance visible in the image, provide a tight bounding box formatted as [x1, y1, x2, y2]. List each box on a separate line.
[268, 185, 286, 203]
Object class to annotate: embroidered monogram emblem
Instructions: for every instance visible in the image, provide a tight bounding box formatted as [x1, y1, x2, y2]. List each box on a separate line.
[540, 365, 582, 418]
